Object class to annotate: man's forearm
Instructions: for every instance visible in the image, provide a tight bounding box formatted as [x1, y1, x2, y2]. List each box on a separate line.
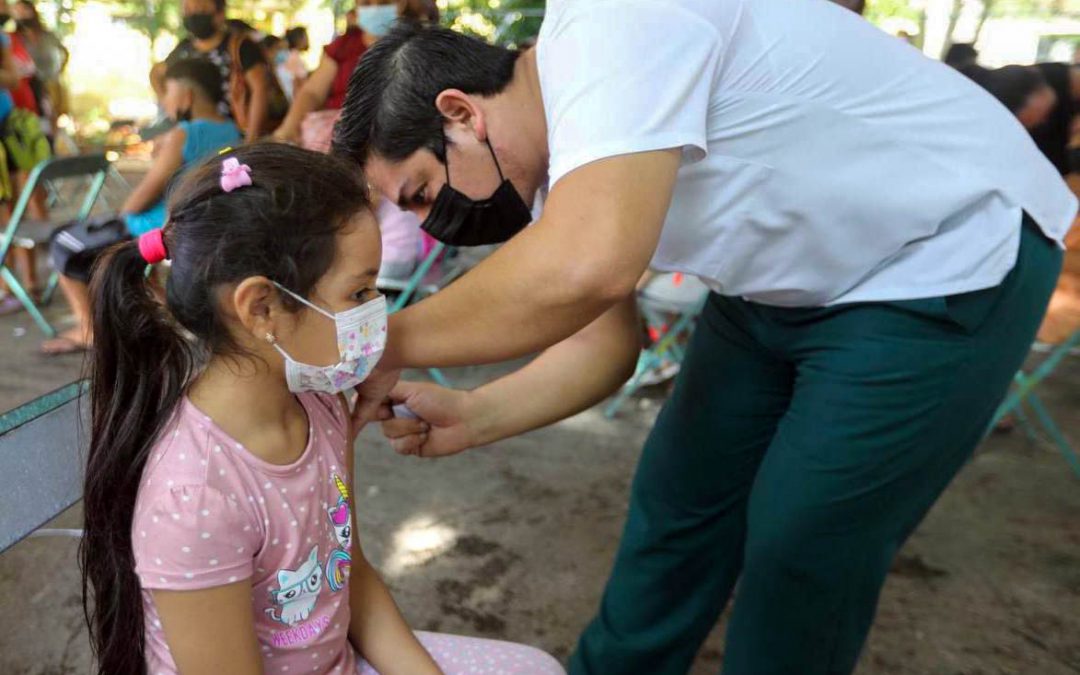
[467, 296, 641, 446]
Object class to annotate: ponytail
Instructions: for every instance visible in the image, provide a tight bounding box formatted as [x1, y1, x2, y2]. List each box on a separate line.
[79, 239, 195, 675]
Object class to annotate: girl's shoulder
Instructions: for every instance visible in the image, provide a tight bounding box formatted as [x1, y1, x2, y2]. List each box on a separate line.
[297, 392, 349, 437]
[139, 398, 262, 501]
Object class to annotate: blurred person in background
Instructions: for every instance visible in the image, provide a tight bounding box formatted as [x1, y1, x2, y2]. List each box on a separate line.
[0, 0, 41, 316]
[967, 65, 1058, 131]
[1031, 62, 1080, 176]
[151, 0, 284, 142]
[274, 0, 429, 284]
[12, 1, 65, 134]
[42, 59, 240, 354]
[399, 0, 438, 23]
[274, 0, 435, 150]
[945, 42, 982, 73]
[281, 26, 309, 100]
[0, 0, 49, 316]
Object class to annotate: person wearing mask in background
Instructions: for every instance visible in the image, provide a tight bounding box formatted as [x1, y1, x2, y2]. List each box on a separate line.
[281, 26, 309, 100]
[12, 1, 65, 134]
[42, 59, 241, 354]
[150, 0, 284, 143]
[274, 0, 436, 150]
[274, 0, 428, 287]
[260, 34, 292, 100]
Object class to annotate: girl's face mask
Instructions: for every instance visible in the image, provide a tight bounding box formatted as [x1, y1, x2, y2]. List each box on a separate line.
[272, 283, 387, 394]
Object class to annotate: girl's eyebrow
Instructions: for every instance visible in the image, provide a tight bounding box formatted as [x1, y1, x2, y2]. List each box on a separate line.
[351, 268, 380, 280]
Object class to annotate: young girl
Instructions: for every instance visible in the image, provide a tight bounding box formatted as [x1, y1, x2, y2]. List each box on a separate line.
[79, 144, 564, 675]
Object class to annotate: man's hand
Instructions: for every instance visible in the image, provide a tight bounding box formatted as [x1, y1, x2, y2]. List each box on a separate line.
[380, 381, 484, 458]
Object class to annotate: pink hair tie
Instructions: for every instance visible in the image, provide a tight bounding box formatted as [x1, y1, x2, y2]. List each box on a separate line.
[138, 228, 168, 264]
[220, 157, 252, 193]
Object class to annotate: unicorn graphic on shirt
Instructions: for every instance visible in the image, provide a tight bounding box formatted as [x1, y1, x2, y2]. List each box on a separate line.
[264, 546, 322, 627]
[326, 474, 352, 550]
[325, 474, 353, 592]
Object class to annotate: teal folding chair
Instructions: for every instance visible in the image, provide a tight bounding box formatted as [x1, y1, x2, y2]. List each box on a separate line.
[378, 242, 464, 387]
[605, 274, 709, 418]
[0, 154, 110, 337]
[990, 329, 1080, 479]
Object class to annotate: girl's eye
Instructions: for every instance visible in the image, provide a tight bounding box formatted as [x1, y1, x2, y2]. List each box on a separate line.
[411, 185, 427, 205]
[352, 288, 377, 303]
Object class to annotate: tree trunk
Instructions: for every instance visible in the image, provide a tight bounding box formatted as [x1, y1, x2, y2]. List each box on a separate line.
[973, 0, 995, 42]
[941, 0, 964, 59]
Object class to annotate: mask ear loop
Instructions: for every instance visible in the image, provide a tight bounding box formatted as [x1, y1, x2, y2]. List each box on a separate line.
[272, 281, 334, 320]
[484, 137, 507, 182]
[440, 129, 508, 185]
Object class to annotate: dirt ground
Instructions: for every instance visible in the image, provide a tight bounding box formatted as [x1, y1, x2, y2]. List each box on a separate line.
[1, 301, 1079, 675]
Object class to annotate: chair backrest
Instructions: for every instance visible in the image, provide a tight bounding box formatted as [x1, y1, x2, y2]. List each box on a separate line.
[0, 154, 111, 256]
[0, 382, 86, 554]
[34, 154, 111, 183]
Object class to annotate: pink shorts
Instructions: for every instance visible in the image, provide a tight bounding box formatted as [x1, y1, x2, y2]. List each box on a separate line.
[356, 632, 565, 675]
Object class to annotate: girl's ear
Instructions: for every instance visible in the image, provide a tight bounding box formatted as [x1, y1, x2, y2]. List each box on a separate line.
[232, 276, 282, 341]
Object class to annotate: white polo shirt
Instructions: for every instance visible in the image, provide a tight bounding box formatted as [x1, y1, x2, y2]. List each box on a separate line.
[537, 0, 1078, 307]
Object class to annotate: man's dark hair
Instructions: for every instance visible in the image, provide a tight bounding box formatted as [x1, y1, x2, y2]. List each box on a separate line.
[332, 21, 520, 167]
[285, 26, 308, 49]
[165, 58, 226, 106]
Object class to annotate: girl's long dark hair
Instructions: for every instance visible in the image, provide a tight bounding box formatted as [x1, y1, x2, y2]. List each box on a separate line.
[79, 144, 370, 675]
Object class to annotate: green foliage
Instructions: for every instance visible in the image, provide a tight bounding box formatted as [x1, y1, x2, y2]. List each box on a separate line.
[442, 0, 544, 47]
[106, 0, 181, 47]
[865, 0, 921, 25]
[991, 0, 1080, 18]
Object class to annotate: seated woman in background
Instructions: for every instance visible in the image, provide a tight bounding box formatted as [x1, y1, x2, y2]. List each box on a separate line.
[272, 0, 436, 152]
[42, 58, 240, 354]
[274, 0, 433, 283]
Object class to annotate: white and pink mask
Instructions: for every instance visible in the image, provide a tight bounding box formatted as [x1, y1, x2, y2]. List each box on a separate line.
[272, 283, 387, 395]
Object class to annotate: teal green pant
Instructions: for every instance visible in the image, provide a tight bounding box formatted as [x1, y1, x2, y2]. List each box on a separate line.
[570, 218, 1061, 675]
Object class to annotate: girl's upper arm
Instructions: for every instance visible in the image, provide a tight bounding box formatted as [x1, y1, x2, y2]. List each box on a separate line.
[121, 127, 185, 214]
[153, 582, 263, 675]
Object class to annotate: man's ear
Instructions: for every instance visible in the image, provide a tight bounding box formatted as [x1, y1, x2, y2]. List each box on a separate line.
[435, 88, 488, 141]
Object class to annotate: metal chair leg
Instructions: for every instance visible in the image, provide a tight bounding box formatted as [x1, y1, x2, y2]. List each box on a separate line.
[1026, 391, 1080, 479]
[1, 264, 54, 337]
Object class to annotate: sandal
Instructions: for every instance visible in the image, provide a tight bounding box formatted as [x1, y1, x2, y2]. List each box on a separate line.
[40, 335, 91, 356]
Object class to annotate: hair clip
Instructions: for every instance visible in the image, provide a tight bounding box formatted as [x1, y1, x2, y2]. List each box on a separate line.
[138, 228, 168, 264]
[221, 157, 252, 193]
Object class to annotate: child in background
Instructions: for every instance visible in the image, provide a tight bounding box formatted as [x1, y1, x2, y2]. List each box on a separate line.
[42, 58, 240, 355]
[79, 144, 564, 675]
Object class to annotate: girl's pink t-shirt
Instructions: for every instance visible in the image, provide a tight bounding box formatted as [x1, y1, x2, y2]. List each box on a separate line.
[132, 392, 358, 675]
